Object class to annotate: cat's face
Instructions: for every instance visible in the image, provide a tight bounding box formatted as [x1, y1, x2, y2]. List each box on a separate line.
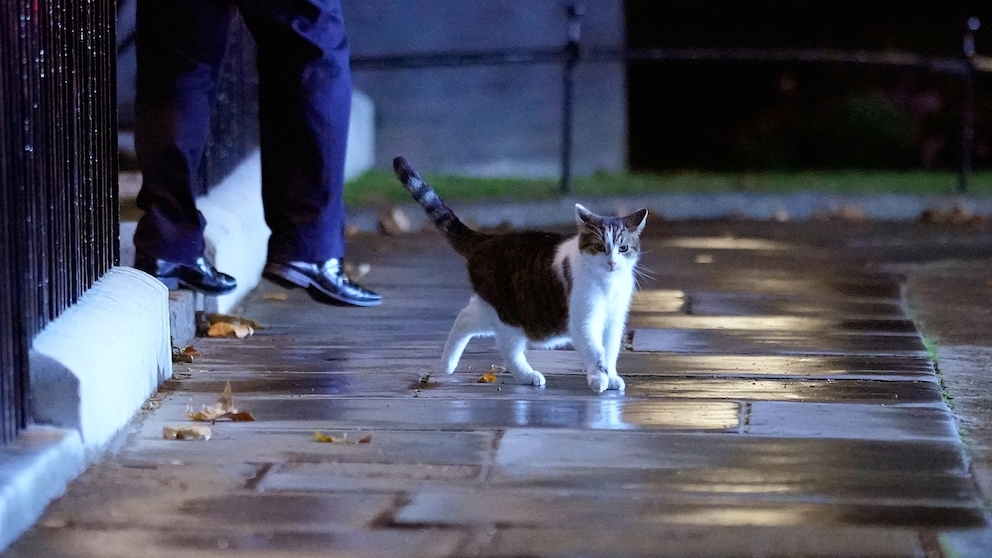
[575, 204, 648, 273]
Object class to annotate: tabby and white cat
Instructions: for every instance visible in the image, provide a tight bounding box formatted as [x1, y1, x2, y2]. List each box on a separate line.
[393, 157, 648, 393]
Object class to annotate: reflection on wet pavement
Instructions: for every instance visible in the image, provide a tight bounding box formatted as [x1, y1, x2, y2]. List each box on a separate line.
[630, 327, 927, 355]
[661, 236, 795, 250]
[174, 230, 982, 534]
[7, 223, 989, 557]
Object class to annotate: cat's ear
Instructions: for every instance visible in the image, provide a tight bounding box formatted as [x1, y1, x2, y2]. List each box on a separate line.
[624, 209, 648, 234]
[575, 203, 599, 228]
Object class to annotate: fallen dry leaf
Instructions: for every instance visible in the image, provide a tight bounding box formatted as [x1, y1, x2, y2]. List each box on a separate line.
[811, 204, 867, 222]
[163, 425, 212, 441]
[918, 205, 988, 229]
[206, 313, 263, 329]
[477, 372, 498, 383]
[314, 431, 372, 444]
[262, 292, 288, 301]
[207, 321, 254, 339]
[204, 313, 262, 338]
[171, 343, 196, 363]
[378, 206, 412, 235]
[344, 261, 371, 279]
[314, 431, 347, 443]
[186, 381, 255, 422]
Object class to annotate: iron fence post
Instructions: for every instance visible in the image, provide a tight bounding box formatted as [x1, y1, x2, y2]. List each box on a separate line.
[560, 2, 584, 195]
[959, 17, 980, 193]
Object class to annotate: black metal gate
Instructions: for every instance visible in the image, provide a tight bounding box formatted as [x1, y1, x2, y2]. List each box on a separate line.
[0, 0, 119, 445]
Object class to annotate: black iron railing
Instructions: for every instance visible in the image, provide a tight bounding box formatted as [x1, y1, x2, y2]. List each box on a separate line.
[351, 4, 988, 194]
[199, 13, 260, 197]
[0, 0, 118, 444]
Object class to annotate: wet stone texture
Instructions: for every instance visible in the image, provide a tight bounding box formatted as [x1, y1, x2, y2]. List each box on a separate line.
[6, 220, 992, 558]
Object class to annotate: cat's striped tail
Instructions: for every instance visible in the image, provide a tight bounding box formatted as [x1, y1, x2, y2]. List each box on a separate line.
[392, 156, 478, 257]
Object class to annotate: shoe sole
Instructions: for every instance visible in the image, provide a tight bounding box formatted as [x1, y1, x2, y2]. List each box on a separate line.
[142, 274, 236, 296]
[263, 263, 381, 307]
[135, 256, 238, 296]
[262, 263, 311, 289]
[179, 279, 237, 296]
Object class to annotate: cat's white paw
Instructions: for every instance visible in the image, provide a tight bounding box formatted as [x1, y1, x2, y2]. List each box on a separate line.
[509, 367, 546, 386]
[608, 374, 626, 391]
[526, 370, 547, 386]
[588, 366, 625, 393]
[587, 366, 610, 393]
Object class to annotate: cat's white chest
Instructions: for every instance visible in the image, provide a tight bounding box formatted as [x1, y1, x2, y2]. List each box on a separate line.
[572, 273, 633, 314]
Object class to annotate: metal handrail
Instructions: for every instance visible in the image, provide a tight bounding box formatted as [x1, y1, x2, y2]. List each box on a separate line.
[350, 5, 984, 194]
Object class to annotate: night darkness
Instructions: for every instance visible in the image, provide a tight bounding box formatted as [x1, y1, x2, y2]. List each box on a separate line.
[625, 1, 992, 171]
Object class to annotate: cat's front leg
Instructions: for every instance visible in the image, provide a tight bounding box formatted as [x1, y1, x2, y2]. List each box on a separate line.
[606, 372, 625, 391]
[586, 364, 611, 393]
[602, 307, 628, 391]
[585, 363, 625, 392]
[571, 313, 621, 393]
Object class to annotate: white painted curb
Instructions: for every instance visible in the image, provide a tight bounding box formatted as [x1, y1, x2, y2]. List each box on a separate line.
[29, 266, 171, 454]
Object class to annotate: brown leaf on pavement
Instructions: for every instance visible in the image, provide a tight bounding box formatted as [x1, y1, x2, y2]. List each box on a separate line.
[378, 206, 412, 235]
[204, 313, 262, 338]
[314, 431, 372, 444]
[206, 313, 263, 329]
[344, 261, 371, 279]
[206, 321, 254, 339]
[186, 381, 255, 422]
[314, 431, 347, 443]
[163, 425, 212, 441]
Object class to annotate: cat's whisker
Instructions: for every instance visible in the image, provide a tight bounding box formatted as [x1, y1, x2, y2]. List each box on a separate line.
[634, 264, 656, 283]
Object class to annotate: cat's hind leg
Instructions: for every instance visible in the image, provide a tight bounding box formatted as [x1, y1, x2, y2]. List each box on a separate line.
[441, 296, 495, 374]
[494, 325, 546, 386]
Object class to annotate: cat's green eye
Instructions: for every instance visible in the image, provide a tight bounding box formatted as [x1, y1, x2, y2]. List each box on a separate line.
[593, 243, 606, 252]
[619, 245, 629, 253]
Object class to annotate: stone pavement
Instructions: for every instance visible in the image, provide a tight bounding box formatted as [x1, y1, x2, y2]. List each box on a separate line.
[4, 217, 992, 557]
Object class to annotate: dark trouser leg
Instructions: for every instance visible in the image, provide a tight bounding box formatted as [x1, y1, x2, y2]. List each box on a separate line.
[238, 0, 351, 263]
[133, 0, 233, 262]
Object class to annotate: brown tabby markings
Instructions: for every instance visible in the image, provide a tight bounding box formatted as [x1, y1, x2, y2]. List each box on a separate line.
[393, 156, 648, 391]
[466, 231, 571, 341]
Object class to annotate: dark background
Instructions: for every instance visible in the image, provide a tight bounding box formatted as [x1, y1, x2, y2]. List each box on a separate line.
[626, 1, 992, 171]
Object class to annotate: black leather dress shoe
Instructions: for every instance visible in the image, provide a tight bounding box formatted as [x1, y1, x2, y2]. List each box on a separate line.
[263, 258, 382, 307]
[134, 255, 238, 296]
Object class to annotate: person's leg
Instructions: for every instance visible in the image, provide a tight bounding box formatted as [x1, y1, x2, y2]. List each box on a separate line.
[239, 0, 379, 306]
[238, 0, 351, 263]
[133, 0, 234, 263]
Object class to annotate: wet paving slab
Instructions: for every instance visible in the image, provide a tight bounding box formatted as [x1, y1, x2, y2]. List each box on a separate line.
[5, 222, 990, 557]
[680, 290, 907, 318]
[629, 327, 928, 356]
[178, 350, 938, 381]
[166, 372, 941, 403]
[629, 314, 920, 334]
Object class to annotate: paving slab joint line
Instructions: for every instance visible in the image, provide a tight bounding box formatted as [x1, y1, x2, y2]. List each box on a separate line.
[369, 493, 414, 530]
[476, 429, 506, 483]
